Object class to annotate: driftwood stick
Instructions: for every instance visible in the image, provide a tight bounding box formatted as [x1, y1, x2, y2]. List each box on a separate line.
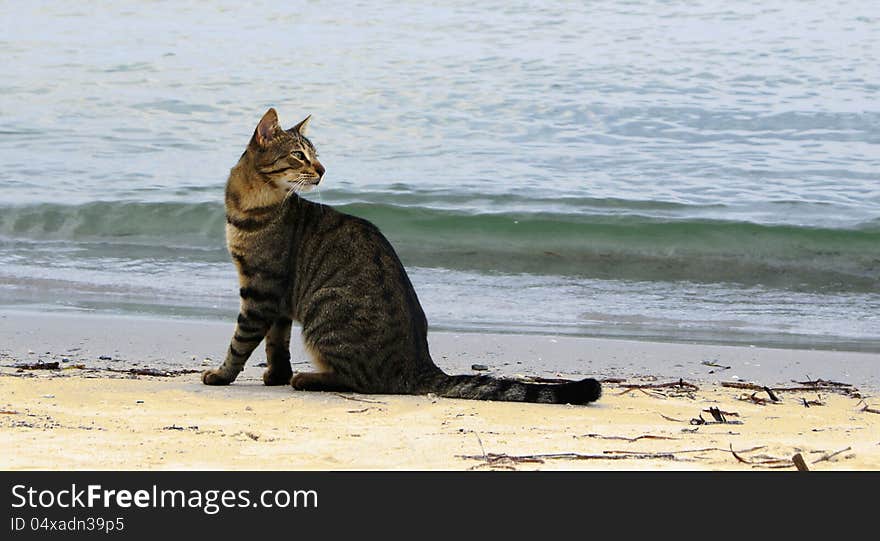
[10, 362, 60, 370]
[792, 453, 810, 471]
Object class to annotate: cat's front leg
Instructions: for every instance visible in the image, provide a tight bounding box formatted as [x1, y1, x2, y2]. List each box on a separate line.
[262, 317, 293, 385]
[202, 310, 274, 385]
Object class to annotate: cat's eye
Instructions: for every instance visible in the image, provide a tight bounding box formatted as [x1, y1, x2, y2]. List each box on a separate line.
[291, 151, 306, 161]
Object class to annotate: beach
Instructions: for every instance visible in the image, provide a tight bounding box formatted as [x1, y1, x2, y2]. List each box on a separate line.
[2, 311, 878, 471]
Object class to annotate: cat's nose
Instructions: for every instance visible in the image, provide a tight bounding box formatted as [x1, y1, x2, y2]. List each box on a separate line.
[314, 161, 325, 182]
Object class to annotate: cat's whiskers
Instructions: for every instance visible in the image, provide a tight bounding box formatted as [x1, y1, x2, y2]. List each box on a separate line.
[313, 183, 325, 213]
[281, 186, 297, 207]
[281, 178, 306, 208]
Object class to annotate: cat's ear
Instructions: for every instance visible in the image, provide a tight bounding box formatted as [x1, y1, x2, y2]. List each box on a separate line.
[290, 115, 312, 136]
[251, 108, 281, 148]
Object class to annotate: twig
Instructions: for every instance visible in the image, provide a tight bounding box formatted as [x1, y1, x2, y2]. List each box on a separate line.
[721, 381, 765, 391]
[802, 396, 825, 408]
[740, 392, 769, 405]
[730, 444, 750, 464]
[703, 407, 739, 418]
[671, 445, 765, 455]
[690, 412, 743, 425]
[619, 378, 699, 391]
[856, 401, 880, 415]
[462, 453, 545, 470]
[580, 433, 679, 443]
[723, 380, 859, 397]
[729, 444, 795, 468]
[468, 462, 518, 471]
[459, 451, 678, 462]
[701, 360, 731, 370]
[780, 386, 853, 393]
[472, 431, 487, 460]
[5, 363, 203, 378]
[515, 375, 570, 384]
[763, 386, 780, 402]
[460, 445, 767, 466]
[103, 367, 201, 377]
[333, 393, 387, 404]
[618, 387, 666, 398]
[794, 378, 853, 389]
[812, 446, 852, 464]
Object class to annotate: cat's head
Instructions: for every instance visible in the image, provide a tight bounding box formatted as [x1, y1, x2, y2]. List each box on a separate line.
[245, 108, 325, 193]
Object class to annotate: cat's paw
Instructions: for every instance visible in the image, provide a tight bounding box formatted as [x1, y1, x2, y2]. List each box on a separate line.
[263, 368, 293, 386]
[289, 372, 308, 390]
[202, 369, 233, 386]
[289, 372, 323, 391]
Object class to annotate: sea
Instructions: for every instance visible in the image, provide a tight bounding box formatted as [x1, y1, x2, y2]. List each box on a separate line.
[1, 1, 878, 351]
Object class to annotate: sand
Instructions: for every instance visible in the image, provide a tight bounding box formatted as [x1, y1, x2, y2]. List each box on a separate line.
[1, 310, 879, 470]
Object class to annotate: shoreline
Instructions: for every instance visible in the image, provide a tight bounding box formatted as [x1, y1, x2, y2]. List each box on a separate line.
[2, 309, 879, 391]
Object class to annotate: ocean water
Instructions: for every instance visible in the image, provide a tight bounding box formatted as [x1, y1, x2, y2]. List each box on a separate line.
[1, 1, 879, 350]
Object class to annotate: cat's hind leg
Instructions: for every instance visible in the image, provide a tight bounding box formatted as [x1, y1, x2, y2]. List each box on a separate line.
[290, 342, 354, 392]
[290, 371, 353, 392]
[263, 317, 293, 386]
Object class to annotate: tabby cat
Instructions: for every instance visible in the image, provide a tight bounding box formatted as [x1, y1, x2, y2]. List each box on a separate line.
[201, 108, 601, 404]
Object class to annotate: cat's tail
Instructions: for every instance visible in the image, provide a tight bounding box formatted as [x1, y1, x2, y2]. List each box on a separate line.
[418, 371, 601, 405]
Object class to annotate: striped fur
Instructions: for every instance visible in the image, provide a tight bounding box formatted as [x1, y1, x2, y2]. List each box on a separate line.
[201, 109, 601, 405]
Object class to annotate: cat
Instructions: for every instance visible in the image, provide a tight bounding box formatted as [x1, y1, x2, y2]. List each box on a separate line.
[202, 108, 601, 404]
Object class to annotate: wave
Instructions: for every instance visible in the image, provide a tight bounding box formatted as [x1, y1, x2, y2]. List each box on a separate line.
[0, 201, 227, 248]
[1, 200, 878, 291]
